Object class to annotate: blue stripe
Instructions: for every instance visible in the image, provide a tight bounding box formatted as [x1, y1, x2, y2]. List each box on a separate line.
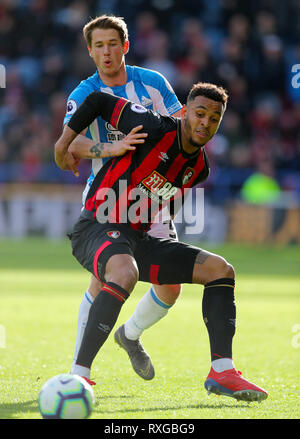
[84, 292, 93, 305]
[150, 287, 171, 309]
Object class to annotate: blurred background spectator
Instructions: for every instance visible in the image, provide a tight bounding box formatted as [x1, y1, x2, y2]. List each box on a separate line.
[0, 0, 300, 203]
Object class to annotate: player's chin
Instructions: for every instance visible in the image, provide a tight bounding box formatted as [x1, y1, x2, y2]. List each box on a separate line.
[191, 137, 207, 148]
[102, 64, 118, 75]
[195, 132, 209, 143]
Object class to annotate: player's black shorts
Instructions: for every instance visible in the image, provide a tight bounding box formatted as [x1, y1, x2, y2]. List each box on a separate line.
[70, 211, 201, 285]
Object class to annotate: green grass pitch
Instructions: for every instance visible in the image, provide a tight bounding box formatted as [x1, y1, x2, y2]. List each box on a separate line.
[0, 238, 299, 419]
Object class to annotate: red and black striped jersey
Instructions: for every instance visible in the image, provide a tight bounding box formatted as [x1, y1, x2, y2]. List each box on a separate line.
[68, 91, 210, 232]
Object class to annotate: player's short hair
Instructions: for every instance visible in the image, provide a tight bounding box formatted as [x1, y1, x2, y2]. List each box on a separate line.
[187, 82, 228, 108]
[83, 14, 129, 47]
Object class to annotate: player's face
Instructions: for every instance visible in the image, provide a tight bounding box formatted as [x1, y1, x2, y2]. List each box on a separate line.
[88, 28, 128, 77]
[182, 96, 225, 152]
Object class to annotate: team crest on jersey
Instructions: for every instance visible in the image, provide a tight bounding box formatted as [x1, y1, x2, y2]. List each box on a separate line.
[107, 230, 120, 239]
[182, 167, 195, 185]
[131, 103, 147, 113]
[66, 99, 77, 115]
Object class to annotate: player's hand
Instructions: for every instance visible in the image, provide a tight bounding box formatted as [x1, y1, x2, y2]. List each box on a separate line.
[110, 125, 148, 157]
[54, 125, 80, 176]
[55, 148, 80, 177]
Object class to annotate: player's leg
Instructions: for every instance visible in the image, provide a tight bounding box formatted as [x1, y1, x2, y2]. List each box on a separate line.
[114, 220, 181, 379]
[74, 253, 138, 379]
[70, 218, 140, 380]
[71, 275, 102, 373]
[192, 250, 236, 369]
[123, 219, 181, 341]
[122, 283, 181, 341]
[135, 238, 268, 401]
[192, 250, 268, 402]
[114, 283, 181, 380]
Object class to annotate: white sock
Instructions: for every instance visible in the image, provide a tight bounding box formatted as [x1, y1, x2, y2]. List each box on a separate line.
[71, 290, 94, 373]
[211, 358, 235, 373]
[72, 364, 91, 379]
[124, 286, 172, 340]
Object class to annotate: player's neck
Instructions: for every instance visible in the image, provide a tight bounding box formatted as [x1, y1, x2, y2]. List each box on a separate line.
[97, 63, 127, 87]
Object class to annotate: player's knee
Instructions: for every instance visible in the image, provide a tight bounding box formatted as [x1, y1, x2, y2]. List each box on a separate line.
[154, 283, 182, 305]
[105, 254, 139, 293]
[167, 283, 182, 299]
[210, 256, 235, 282]
[194, 254, 235, 285]
[225, 262, 235, 279]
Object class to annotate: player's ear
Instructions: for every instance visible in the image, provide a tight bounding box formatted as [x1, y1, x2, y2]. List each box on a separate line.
[87, 46, 93, 58]
[180, 105, 187, 119]
[123, 40, 129, 55]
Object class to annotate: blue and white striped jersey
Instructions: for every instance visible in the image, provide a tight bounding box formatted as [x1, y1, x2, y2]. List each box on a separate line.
[63, 65, 182, 187]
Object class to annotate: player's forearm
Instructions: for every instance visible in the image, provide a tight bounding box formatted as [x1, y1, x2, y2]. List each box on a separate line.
[69, 135, 114, 159]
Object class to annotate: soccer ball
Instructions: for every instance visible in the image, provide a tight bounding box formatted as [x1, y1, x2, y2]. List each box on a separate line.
[38, 374, 95, 419]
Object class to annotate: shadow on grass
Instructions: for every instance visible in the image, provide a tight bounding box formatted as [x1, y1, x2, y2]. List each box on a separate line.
[0, 400, 40, 419]
[94, 398, 252, 416]
[0, 393, 253, 419]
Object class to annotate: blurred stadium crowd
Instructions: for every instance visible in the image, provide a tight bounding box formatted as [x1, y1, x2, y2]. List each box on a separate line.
[0, 0, 300, 202]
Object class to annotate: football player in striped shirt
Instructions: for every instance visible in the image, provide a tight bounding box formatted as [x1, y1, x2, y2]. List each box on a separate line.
[57, 15, 182, 381]
[55, 82, 268, 403]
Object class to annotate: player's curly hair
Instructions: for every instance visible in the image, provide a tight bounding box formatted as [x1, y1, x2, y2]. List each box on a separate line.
[83, 14, 129, 47]
[187, 82, 228, 107]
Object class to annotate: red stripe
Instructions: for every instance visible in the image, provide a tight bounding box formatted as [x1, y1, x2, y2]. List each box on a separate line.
[110, 98, 128, 128]
[131, 131, 177, 184]
[102, 286, 125, 302]
[90, 153, 133, 217]
[93, 241, 112, 280]
[103, 283, 126, 297]
[149, 264, 160, 284]
[166, 154, 188, 182]
[85, 160, 114, 212]
[212, 353, 233, 359]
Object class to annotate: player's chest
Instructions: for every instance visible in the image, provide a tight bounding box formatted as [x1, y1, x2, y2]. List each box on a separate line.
[134, 152, 201, 203]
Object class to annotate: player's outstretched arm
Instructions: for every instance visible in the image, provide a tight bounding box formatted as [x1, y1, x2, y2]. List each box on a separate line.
[69, 125, 148, 160]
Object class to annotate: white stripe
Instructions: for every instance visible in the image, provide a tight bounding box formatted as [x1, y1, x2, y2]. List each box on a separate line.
[144, 84, 168, 115]
[125, 81, 141, 104]
[100, 86, 115, 95]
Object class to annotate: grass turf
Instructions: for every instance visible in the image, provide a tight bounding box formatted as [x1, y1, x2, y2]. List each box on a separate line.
[0, 238, 299, 420]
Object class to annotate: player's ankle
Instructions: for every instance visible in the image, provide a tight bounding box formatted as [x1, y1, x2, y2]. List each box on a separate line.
[72, 364, 91, 379]
[211, 358, 234, 373]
